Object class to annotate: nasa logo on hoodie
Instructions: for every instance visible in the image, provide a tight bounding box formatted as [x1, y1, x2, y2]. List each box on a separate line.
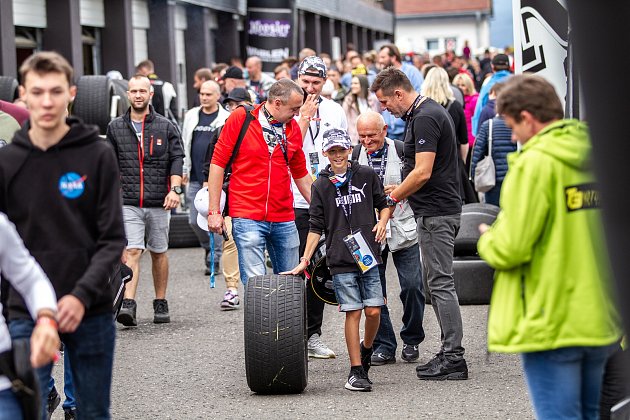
[58, 172, 87, 199]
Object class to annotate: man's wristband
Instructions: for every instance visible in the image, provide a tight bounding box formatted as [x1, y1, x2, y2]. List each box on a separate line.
[36, 316, 58, 330]
[208, 209, 222, 216]
[386, 193, 399, 206]
[300, 257, 310, 266]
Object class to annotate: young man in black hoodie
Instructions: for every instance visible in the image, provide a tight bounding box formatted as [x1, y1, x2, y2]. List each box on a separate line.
[285, 128, 391, 392]
[0, 52, 126, 418]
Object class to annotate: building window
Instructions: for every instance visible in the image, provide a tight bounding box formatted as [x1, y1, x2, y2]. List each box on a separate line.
[426, 38, 439, 51]
[82, 27, 102, 75]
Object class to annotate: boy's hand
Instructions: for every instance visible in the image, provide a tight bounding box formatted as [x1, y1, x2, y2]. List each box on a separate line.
[280, 258, 309, 275]
[373, 221, 388, 243]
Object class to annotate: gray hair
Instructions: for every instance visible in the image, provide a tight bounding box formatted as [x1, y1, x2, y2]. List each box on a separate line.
[268, 78, 304, 103]
[356, 110, 385, 129]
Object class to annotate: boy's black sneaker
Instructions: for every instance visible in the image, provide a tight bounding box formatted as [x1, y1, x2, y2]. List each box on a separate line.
[345, 366, 372, 392]
[116, 299, 137, 326]
[416, 352, 444, 373]
[401, 343, 419, 362]
[47, 386, 61, 419]
[64, 407, 77, 420]
[153, 299, 171, 323]
[417, 357, 468, 380]
[371, 352, 396, 366]
[360, 340, 373, 377]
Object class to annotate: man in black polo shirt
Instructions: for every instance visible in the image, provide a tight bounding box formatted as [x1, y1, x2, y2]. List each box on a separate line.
[371, 67, 467, 380]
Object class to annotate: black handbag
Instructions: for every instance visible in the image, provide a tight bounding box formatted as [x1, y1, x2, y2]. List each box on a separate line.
[0, 338, 41, 420]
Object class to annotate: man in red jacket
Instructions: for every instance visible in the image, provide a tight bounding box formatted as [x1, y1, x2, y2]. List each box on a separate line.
[207, 78, 312, 284]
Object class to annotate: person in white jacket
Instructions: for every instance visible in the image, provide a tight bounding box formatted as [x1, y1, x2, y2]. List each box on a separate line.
[0, 212, 59, 419]
[181, 80, 230, 274]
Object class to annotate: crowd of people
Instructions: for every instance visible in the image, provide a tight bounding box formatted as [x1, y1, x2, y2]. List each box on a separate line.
[0, 41, 625, 419]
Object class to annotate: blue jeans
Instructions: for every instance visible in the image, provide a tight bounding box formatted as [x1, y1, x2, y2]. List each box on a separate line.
[374, 243, 426, 356]
[47, 347, 76, 410]
[231, 218, 299, 285]
[332, 269, 384, 311]
[483, 180, 502, 207]
[0, 388, 23, 420]
[9, 313, 116, 420]
[521, 344, 617, 420]
[186, 181, 223, 260]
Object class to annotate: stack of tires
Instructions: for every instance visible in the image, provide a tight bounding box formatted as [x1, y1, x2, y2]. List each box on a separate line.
[0, 76, 19, 102]
[434, 203, 499, 305]
[72, 75, 129, 135]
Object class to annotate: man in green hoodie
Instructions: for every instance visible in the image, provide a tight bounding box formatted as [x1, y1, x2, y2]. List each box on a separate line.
[477, 74, 621, 419]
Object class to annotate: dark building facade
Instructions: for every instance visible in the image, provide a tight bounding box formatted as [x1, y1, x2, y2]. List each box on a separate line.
[0, 0, 393, 110]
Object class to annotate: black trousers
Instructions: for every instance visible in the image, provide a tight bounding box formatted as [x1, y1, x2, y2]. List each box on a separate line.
[294, 208, 325, 339]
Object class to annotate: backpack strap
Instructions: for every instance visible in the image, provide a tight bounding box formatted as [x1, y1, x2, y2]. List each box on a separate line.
[224, 105, 254, 176]
[351, 143, 362, 161]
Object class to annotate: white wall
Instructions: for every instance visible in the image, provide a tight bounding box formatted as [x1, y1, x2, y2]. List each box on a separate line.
[13, 0, 47, 28]
[396, 16, 490, 56]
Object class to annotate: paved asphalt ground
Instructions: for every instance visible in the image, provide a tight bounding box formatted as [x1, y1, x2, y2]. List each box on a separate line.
[51, 247, 533, 419]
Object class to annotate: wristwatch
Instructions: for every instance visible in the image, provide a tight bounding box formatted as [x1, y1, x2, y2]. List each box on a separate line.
[171, 185, 183, 195]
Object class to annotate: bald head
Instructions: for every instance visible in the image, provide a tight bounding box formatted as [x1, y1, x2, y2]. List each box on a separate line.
[199, 80, 221, 112]
[356, 110, 387, 152]
[246, 56, 263, 80]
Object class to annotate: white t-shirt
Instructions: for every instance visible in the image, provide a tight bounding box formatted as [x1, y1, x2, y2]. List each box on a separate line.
[292, 97, 348, 209]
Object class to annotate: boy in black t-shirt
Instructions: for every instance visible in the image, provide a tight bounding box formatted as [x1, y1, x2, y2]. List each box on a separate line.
[284, 128, 392, 391]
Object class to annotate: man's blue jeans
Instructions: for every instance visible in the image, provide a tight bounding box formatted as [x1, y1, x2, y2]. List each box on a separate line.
[231, 218, 299, 285]
[0, 388, 23, 420]
[521, 344, 617, 420]
[47, 348, 76, 410]
[9, 313, 116, 420]
[373, 243, 425, 356]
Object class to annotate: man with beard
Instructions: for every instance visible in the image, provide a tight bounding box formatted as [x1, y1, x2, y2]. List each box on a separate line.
[106, 75, 184, 327]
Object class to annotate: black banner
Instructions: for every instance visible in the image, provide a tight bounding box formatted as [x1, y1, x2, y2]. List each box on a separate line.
[246, 10, 293, 72]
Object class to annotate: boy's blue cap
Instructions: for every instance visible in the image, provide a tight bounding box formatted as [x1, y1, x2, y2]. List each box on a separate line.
[322, 128, 351, 152]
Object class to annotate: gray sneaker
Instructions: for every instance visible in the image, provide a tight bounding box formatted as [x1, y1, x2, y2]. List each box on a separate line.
[116, 299, 137, 327]
[307, 334, 336, 359]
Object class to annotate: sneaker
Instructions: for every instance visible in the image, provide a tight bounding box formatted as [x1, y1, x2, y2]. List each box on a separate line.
[401, 343, 419, 362]
[416, 352, 445, 373]
[47, 386, 61, 419]
[307, 334, 336, 359]
[64, 408, 77, 420]
[360, 341, 373, 376]
[116, 299, 137, 327]
[417, 356, 468, 381]
[220, 290, 240, 311]
[153, 299, 171, 324]
[371, 352, 396, 366]
[344, 367, 372, 392]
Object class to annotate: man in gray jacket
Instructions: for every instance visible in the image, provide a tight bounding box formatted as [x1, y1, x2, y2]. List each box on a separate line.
[182, 80, 230, 275]
[354, 110, 425, 366]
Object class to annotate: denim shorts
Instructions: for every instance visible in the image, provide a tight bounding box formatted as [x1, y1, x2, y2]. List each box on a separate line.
[333, 268, 384, 311]
[123, 205, 171, 253]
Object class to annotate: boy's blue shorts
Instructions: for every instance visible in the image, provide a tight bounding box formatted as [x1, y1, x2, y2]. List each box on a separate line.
[332, 268, 384, 311]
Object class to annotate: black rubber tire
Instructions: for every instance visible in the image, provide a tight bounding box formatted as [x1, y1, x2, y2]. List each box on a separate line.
[168, 212, 200, 248]
[72, 75, 113, 134]
[424, 257, 495, 305]
[111, 79, 129, 117]
[454, 203, 500, 256]
[0, 76, 18, 102]
[245, 274, 308, 394]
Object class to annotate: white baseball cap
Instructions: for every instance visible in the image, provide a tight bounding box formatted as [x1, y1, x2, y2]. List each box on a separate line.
[194, 187, 226, 231]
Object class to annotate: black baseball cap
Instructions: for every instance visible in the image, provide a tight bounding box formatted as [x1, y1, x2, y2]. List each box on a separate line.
[492, 54, 510, 66]
[226, 87, 250, 103]
[221, 66, 243, 80]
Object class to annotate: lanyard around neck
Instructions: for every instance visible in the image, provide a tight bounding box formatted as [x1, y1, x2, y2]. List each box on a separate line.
[262, 105, 289, 164]
[332, 170, 353, 228]
[366, 143, 388, 184]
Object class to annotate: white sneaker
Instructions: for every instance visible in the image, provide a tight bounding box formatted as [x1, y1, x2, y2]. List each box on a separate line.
[308, 334, 336, 359]
[220, 290, 240, 311]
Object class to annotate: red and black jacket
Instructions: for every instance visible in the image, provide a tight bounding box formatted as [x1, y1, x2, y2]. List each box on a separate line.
[106, 105, 184, 208]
